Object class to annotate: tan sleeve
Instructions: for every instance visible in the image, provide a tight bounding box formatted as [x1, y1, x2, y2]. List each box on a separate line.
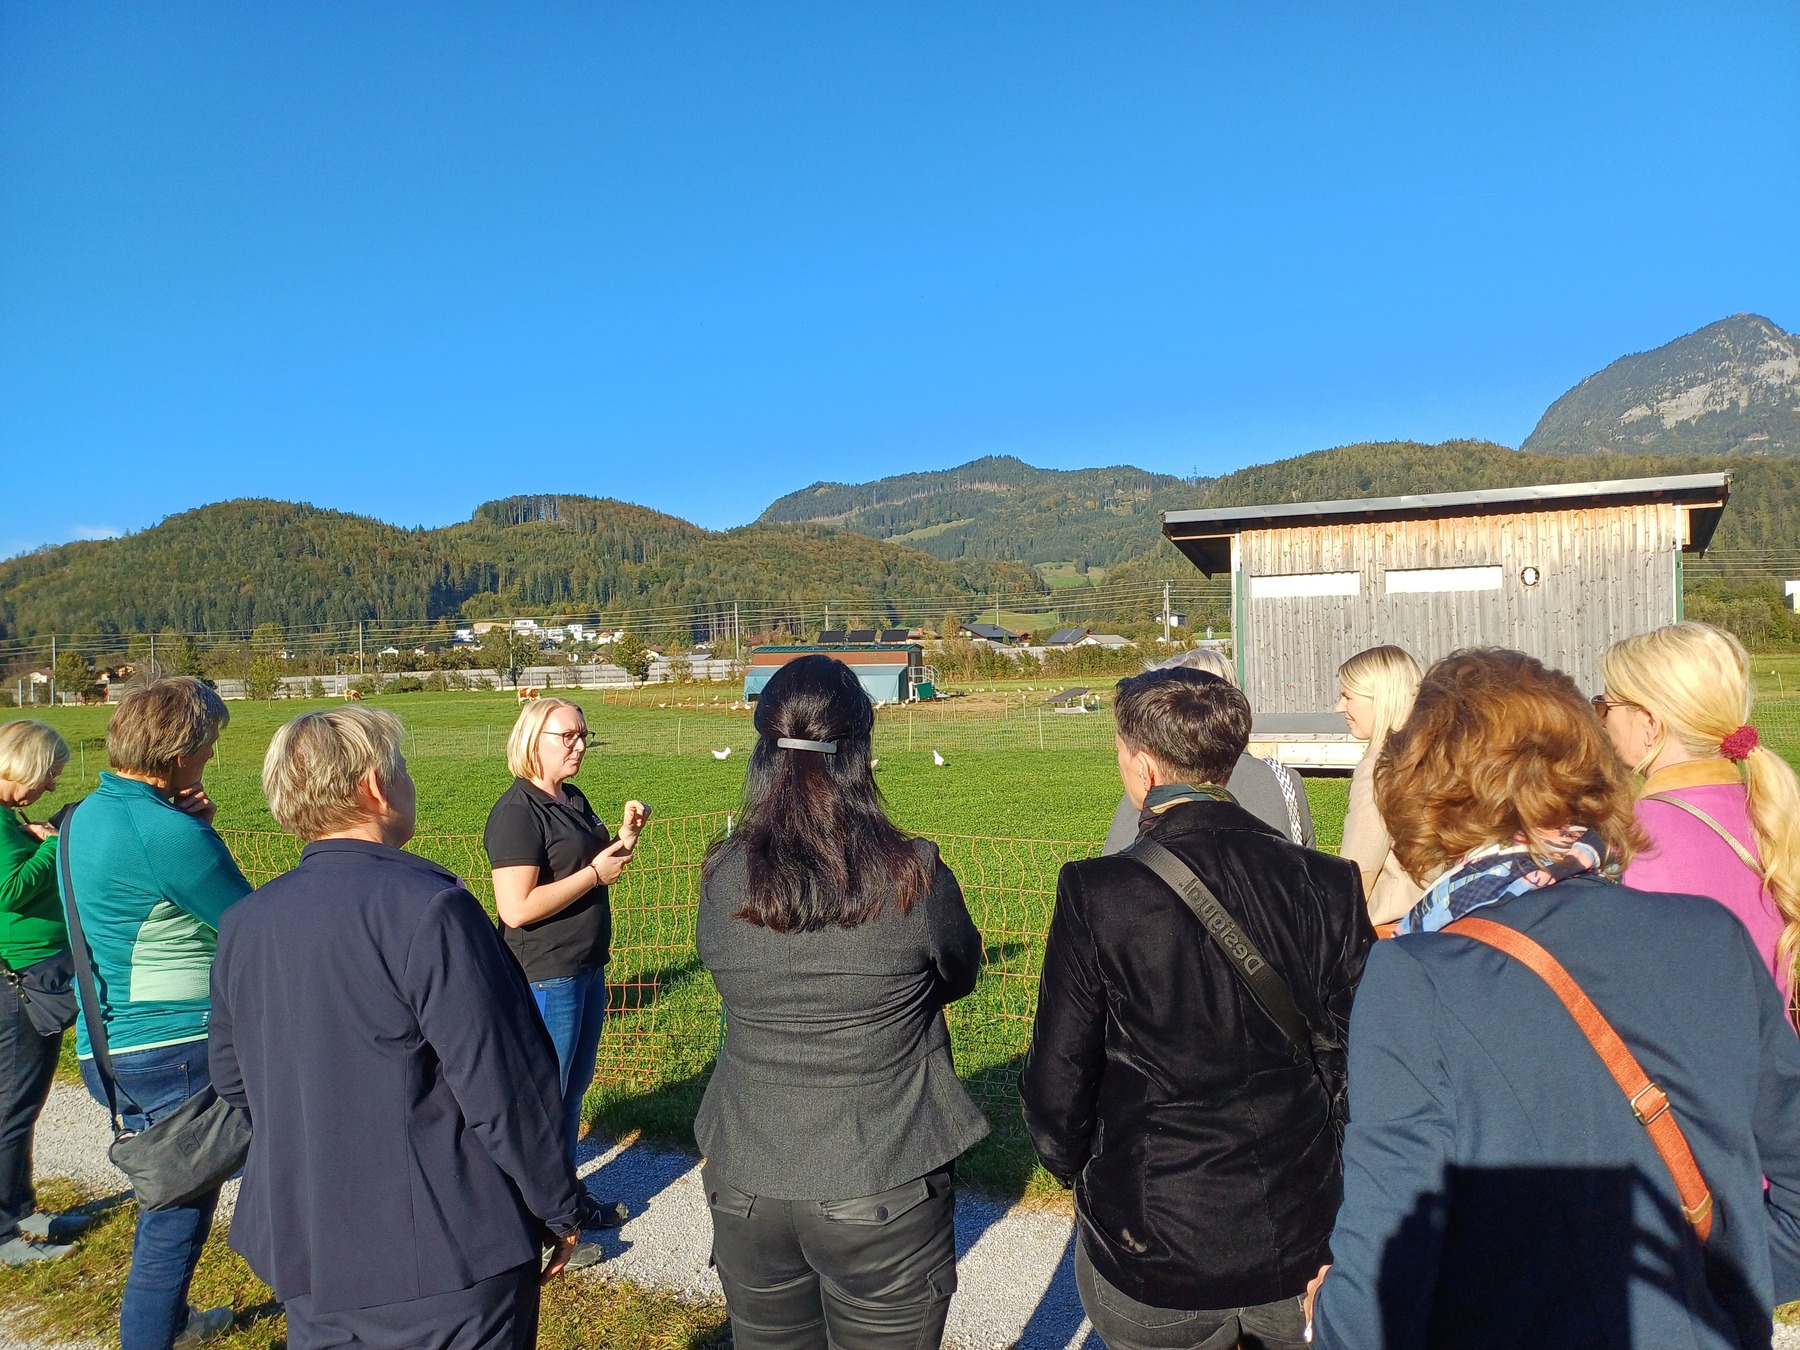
[1369, 854, 1428, 927]
[1339, 753, 1391, 875]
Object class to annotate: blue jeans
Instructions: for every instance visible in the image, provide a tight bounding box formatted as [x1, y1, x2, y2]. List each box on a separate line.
[0, 972, 62, 1242]
[530, 967, 607, 1164]
[81, 1041, 221, 1350]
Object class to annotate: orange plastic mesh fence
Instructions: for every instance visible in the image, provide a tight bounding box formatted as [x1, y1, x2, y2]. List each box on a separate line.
[215, 818, 1096, 1113]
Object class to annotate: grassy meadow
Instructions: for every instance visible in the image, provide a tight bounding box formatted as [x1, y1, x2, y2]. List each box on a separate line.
[5, 684, 1352, 1198]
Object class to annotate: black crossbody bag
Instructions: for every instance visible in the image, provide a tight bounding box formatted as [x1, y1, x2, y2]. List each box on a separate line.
[1126, 835, 1347, 1139]
[0, 949, 77, 1038]
[59, 813, 251, 1211]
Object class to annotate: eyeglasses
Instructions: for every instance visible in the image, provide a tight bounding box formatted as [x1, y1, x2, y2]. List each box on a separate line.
[1590, 695, 1636, 721]
[540, 729, 593, 749]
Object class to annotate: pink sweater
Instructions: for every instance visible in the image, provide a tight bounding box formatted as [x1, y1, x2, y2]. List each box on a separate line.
[1622, 781, 1787, 997]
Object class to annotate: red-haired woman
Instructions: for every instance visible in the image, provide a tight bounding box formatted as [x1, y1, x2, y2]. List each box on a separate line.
[1308, 649, 1800, 1350]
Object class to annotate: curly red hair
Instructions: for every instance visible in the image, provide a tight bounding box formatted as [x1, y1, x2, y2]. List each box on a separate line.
[1374, 649, 1645, 882]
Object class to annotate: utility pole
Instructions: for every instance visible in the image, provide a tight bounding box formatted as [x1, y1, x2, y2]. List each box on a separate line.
[734, 603, 740, 661]
[148, 631, 156, 677]
[49, 635, 56, 707]
[358, 622, 365, 676]
[1162, 580, 1172, 645]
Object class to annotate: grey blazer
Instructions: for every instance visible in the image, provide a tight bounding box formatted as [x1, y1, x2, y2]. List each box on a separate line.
[694, 837, 991, 1201]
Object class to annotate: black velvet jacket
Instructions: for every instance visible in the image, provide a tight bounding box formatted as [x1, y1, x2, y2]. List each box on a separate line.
[1020, 798, 1373, 1311]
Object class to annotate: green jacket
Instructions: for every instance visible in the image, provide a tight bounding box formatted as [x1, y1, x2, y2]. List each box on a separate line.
[62, 773, 252, 1057]
[0, 807, 65, 969]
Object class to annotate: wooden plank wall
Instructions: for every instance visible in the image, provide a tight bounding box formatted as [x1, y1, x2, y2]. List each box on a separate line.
[1240, 503, 1682, 715]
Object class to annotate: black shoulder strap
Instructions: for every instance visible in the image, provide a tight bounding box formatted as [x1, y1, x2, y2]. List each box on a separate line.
[1126, 834, 1315, 1062]
[56, 811, 125, 1133]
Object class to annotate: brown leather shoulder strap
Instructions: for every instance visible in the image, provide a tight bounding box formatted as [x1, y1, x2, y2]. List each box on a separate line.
[1444, 914, 1714, 1243]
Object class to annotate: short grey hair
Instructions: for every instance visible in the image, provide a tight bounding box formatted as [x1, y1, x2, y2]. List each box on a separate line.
[0, 720, 70, 790]
[107, 678, 229, 777]
[263, 706, 406, 841]
[1154, 646, 1238, 686]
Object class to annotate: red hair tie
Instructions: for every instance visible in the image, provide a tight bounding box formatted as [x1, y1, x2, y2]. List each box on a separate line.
[1721, 725, 1759, 761]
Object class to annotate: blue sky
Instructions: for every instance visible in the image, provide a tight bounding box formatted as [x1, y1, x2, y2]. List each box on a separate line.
[2, 3, 1797, 554]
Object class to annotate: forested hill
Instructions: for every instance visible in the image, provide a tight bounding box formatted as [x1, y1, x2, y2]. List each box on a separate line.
[1522, 314, 1800, 458]
[15, 303, 1800, 644]
[0, 495, 1037, 640]
[755, 454, 1207, 568]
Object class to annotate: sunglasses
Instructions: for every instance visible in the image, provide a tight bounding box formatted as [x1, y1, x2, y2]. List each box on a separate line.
[1589, 695, 1636, 721]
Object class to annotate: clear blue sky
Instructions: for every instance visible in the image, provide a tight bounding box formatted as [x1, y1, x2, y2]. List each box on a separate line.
[3, 2, 1796, 555]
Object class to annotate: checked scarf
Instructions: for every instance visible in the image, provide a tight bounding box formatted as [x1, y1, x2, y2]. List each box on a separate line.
[1395, 827, 1610, 936]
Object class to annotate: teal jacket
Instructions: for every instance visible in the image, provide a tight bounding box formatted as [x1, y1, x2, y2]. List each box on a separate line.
[0, 807, 65, 969]
[61, 773, 252, 1057]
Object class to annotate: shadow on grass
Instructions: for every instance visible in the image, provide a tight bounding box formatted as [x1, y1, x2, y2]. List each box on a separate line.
[5, 1177, 729, 1350]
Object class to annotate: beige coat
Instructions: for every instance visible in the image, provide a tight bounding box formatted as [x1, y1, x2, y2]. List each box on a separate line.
[1341, 749, 1426, 925]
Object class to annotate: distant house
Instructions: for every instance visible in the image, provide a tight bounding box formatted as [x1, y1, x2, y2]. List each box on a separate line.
[958, 622, 1024, 645]
[453, 627, 476, 645]
[1080, 633, 1133, 650]
[471, 621, 503, 636]
[1787, 581, 1800, 612]
[1043, 627, 1090, 649]
[746, 643, 934, 703]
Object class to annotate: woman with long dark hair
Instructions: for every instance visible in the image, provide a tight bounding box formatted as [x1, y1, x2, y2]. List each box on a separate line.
[695, 655, 988, 1350]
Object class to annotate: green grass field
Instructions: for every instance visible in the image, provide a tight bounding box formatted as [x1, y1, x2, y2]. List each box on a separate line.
[8, 688, 1354, 1204]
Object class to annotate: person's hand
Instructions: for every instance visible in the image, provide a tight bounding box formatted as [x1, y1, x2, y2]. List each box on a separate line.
[171, 786, 217, 825]
[25, 821, 55, 841]
[590, 839, 634, 886]
[1304, 1262, 1331, 1333]
[618, 800, 648, 849]
[542, 1230, 579, 1282]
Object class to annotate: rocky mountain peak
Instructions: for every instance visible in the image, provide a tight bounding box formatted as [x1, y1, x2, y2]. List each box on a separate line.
[1522, 313, 1800, 457]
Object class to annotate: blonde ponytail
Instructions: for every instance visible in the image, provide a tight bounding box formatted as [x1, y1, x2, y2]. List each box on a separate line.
[1604, 622, 1800, 986]
[1743, 743, 1800, 984]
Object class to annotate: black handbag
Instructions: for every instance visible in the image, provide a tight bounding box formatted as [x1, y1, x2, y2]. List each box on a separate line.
[0, 949, 78, 1037]
[59, 813, 251, 1211]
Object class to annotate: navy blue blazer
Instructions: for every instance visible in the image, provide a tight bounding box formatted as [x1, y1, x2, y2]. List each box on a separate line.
[1315, 876, 1800, 1350]
[209, 839, 582, 1314]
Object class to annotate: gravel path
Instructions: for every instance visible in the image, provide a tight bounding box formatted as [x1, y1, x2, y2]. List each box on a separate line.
[19, 1083, 1096, 1350]
[19, 1082, 1800, 1350]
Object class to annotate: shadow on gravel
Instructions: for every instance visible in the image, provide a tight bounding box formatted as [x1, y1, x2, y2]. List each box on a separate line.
[580, 1067, 712, 1260]
[1012, 1231, 1098, 1350]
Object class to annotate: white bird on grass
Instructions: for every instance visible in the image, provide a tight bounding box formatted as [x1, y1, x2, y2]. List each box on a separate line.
[712, 747, 732, 760]
[932, 750, 946, 767]
[870, 758, 880, 768]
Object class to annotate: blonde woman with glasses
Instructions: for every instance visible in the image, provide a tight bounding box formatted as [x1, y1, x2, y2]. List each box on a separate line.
[1335, 645, 1424, 925]
[482, 698, 646, 1267]
[1599, 622, 1800, 998]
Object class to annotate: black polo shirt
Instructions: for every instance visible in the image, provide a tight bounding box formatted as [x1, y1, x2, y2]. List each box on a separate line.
[482, 778, 611, 981]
